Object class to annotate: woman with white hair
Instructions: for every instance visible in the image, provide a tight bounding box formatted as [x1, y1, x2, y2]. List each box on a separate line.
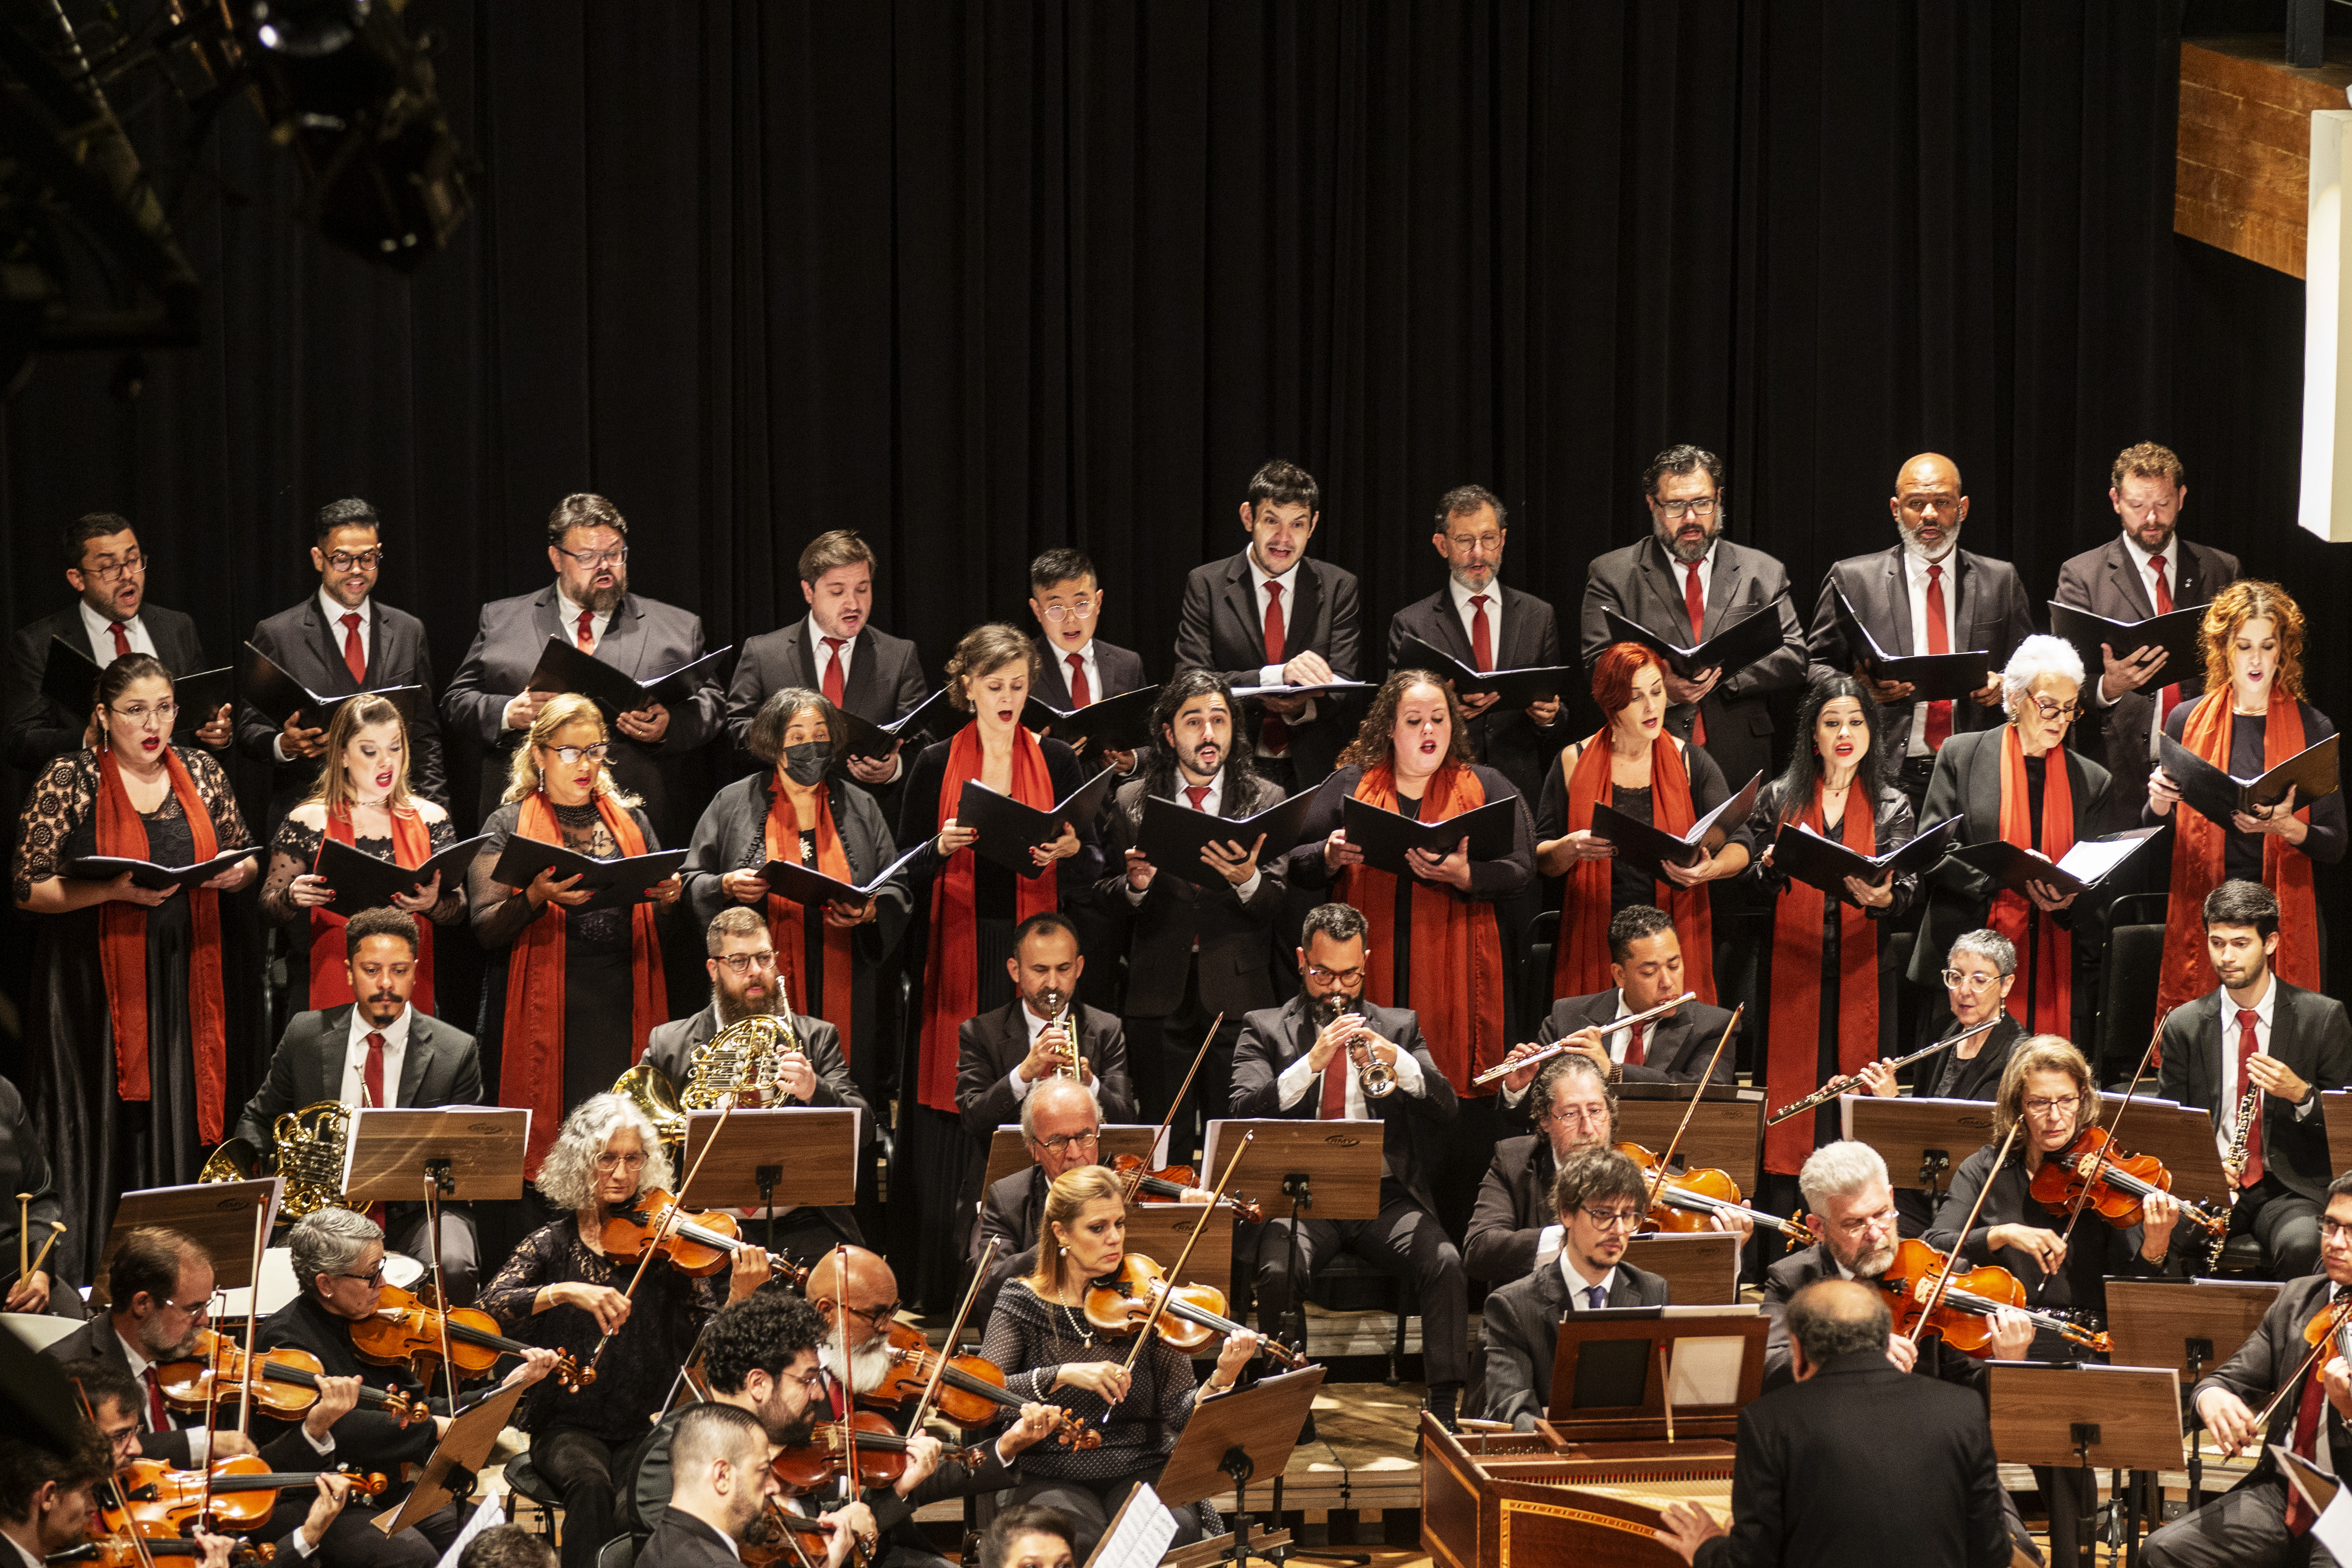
[1907, 634, 2111, 1043]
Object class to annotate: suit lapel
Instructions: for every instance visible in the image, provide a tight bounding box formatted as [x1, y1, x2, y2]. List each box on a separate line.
[1881, 549, 1914, 652]
[1288, 562, 1324, 655]
[531, 585, 564, 648]
[1636, 539, 1689, 643]
[303, 598, 362, 692]
[1701, 548, 1745, 640]
[841, 628, 885, 717]
[1220, 558, 1260, 662]
[1417, 594, 1476, 664]
[598, 595, 649, 678]
[315, 1008, 350, 1102]
[2105, 539, 2157, 620]
[399, 1019, 434, 1104]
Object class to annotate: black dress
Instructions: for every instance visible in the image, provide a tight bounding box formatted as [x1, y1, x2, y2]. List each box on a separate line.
[1536, 740, 1748, 915]
[11, 746, 252, 1282]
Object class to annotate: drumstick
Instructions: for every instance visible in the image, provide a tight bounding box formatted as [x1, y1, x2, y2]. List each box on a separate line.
[15, 1194, 27, 1283]
[25, 1222, 63, 1278]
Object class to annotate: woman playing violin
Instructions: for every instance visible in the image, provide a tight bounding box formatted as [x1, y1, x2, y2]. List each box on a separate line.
[981, 1166, 1255, 1562]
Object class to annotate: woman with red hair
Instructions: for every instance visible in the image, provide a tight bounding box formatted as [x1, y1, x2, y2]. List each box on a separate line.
[1537, 642, 1750, 1004]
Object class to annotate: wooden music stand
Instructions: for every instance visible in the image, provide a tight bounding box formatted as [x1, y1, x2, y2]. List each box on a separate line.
[1155, 1366, 1326, 1568]
[95, 1178, 282, 1303]
[1614, 1086, 1764, 1194]
[1538, 1307, 1769, 1445]
[1990, 1364, 2183, 1557]
[681, 1109, 860, 1249]
[984, 1123, 1160, 1191]
[1841, 1094, 1998, 1194]
[1622, 1232, 1740, 1306]
[341, 1107, 531, 1204]
[2104, 1277, 2281, 1507]
[1120, 1205, 1237, 1294]
[372, 1381, 527, 1537]
[1202, 1120, 1385, 1222]
[2100, 1097, 2231, 1210]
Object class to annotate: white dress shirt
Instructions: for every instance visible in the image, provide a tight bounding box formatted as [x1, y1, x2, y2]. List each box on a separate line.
[1006, 1000, 1103, 1106]
[1249, 557, 1316, 748]
[338, 1002, 414, 1109]
[1448, 575, 1504, 656]
[2091, 535, 2181, 759]
[2213, 972, 2314, 1160]
[1901, 548, 1964, 758]
[1273, 1020, 1428, 1118]
[556, 588, 614, 653]
[6, 1533, 44, 1568]
[806, 618, 860, 689]
[1561, 1249, 1617, 1310]
[1052, 637, 1102, 708]
[79, 599, 156, 666]
[1125, 772, 1263, 906]
[274, 590, 377, 760]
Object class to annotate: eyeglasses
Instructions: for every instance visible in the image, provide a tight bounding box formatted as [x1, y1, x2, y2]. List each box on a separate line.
[716, 951, 780, 976]
[1576, 1207, 1644, 1232]
[1304, 965, 1366, 986]
[334, 1262, 387, 1287]
[2024, 695, 2081, 723]
[542, 743, 612, 765]
[787, 1367, 829, 1393]
[82, 552, 147, 582]
[1941, 969, 2004, 992]
[325, 550, 385, 572]
[2322, 1219, 2352, 1242]
[1653, 498, 1718, 519]
[2022, 1095, 2083, 1117]
[110, 701, 179, 727]
[839, 1299, 903, 1326]
[1037, 599, 1098, 623]
[1034, 1128, 1100, 1155]
[1539, 1105, 1611, 1129]
[1445, 533, 1505, 553]
[556, 544, 629, 569]
[594, 1151, 650, 1171]
[162, 1294, 216, 1319]
[1828, 1207, 1899, 1240]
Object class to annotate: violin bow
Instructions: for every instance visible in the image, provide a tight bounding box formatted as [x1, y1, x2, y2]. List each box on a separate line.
[1109, 1129, 1254, 1419]
[1125, 1014, 1224, 1204]
[1907, 1120, 2023, 1347]
[2243, 1292, 2352, 1451]
[587, 1094, 739, 1377]
[2054, 1007, 2173, 1255]
[15, 1191, 25, 1286]
[423, 1170, 461, 1418]
[909, 1238, 996, 1436]
[831, 1245, 862, 1513]
[71, 1374, 158, 1568]
[1644, 1006, 1742, 1210]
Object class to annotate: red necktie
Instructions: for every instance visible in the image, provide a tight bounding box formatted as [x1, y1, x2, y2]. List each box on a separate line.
[363, 1030, 387, 1108]
[110, 622, 132, 659]
[821, 636, 847, 709]
[1682, 563, 1709, 746]
[2149, 558, 2181, 723]
[2289, 1353, 2329, 1530]
[575, 610, 595, 652]
[1923, 563, 1954, 751]
[340, 613, 367, 684]
[1469, 594, 1494, 673]
[1261, 582, 1289, 752]
[1185, 785, 1209, 812]
[1067, 653, 1091, 709]
[1317, 1047, 1348, 1119]
[1624, 1022, 1647, 1067]
[142, 1366, 167, 1431]
[2235, 1009, 2265, 1187]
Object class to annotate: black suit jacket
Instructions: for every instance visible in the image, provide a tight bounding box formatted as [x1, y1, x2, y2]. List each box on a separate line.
[1482, 1255, 1670, 1430]
[236, 594, 448, 818]
[1581, 538, 1808, 792]
[1758, 1243, 1984, 1395]
[1386, 583, 1569, 806]
[253, 1293, 442, 1471]
[2191, 1274, 2352, 1488]
[956, 1000, 1135, 1139]
[2055, 536, 2238, 831]
[1806, 545, 2038, 760]
[1093, 771, 1290, 1018]
[1174, 550, 1362, 786]
[725, 616, 929, 743]
[1694, 1351, 2011, 1568]
[232, 1006, 481, 1147]
[43, 1315, 321, 1469]
[1230, 996, 1457, 1214]
[969, 1164, 1050, 1331]
[1030, 636, 1146, 710]
[2159, 980, 2352, 1205]
[1462, 1134, 1558, 1284]
[4, 602, 211, 773]
[638, 1507, 742, 1568]
[0, 1075, 64, 1299]
[1537, 989, 1740, 1086]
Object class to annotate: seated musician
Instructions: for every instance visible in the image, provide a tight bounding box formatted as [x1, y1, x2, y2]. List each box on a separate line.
[1483, 1147, 1669, 1430]
[1496, 905, 1742, 1096]
[639, 1402, 854, 1568]
[980, 1504, 1079, 1568]
[0, 1071, 75, 1318]
[1654, 1279, 2013, 1568]
[44, 1225, 352, 1469]
[1862, 930, 2026, 1105]
[2158, 879, 2352, 1282]
[0, 1417, 235, 1568]
[1464, 1055, 1615, 1283]
[460, 1526, 559, 1568]
[981, 1165, 1258, 1562]
[957, 912, 1137, 1141]
[230, 907, 486, 1302]
[477, 1095, 771, 1568]
[1232, 900, 1469, 1432]
[644, 907, 877, 1261]
[257, 1209, 558, 1568]
[2141, 1171, 2352, 1568]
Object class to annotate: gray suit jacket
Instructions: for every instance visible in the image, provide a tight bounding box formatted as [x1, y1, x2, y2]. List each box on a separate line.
[236, 593, 449, 819]
[4, 602, 211, 773]
[1388, 583, 1570, 807]
[1093, 770, 1290, 1018]
[1538, 988, 1741, 1086]
[1581, 538, 1808, 792]
[955, 1000, 1135, 1140]
[1030, 636, 1146, 710]
[232, 1005, 482, 1147]
[1174, 550, 1362, 786]
[441, 585, 723, 834]
[1807, 544, 2038, 759]
[724, 616, 929, 743]
[678, 770, 911, 960]
[2160, 980, 2352, 1206]
[1483, 1255, 1670, 1430]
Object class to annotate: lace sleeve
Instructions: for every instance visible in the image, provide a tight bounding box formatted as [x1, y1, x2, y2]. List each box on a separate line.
[468, 806, 538, 951]
[180, 748, 251, 851]
[477, 1223, 565, 1331]
[12, 753, 95, 903]
[260, 817, 322, 925]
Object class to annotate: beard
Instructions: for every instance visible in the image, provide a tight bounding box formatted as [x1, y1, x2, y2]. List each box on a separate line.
[1305, 992, 1361, 1029]
[713, 982, 780, 1029]
[1899, 518, 1961, 563]
[582, 570, 627, 615]
[846, 1334, 896, 1396]
[1652, 516, 1720, 565]
[1839, 1235, 1898, 1279]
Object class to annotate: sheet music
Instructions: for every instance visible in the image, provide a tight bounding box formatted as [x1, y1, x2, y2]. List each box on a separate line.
[1085, 1481, 1178, 1568]
[434, 1494, 508, 1568]
[1666, 1335, 1747, 1407]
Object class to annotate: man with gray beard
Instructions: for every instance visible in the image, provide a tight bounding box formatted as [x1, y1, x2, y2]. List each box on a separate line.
[1807, 452, 2037, 812]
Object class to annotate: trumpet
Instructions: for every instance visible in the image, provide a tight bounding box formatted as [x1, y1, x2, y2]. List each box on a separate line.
[1468, 991, 1697, 1087]
[1763, 1016, 2002, 1126]
[1313, 1009, 1394, 1099]
[1037, 989, 1080, 1079]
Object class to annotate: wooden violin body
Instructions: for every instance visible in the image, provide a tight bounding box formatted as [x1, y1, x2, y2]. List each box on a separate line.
[351, 1283, 591, 1391]
[105, 1457, 387, 1538]
[1080, 1254, 1308, 1369]
[2029, 1125, 2230, 1253]
[1109, 1154, 1267, 1225]
[867, 1321, 1102, 1447]
[769, 1409, 911, 1490]
[154, 1330, 428, 1426]
[1612, 1142, 1812, 1250]
[601, 1188, 810, 1289]
[1874, 1237, 2113, 1358]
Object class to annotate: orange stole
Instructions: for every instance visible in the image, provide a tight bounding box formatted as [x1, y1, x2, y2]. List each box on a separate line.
[310, 806, 438, 1014]
[762, 776, 857, 1059]
[1552, 733, 1717, 1003]
[1988, 726, 2074, 1035]
[1762, 784, 1878, 1176]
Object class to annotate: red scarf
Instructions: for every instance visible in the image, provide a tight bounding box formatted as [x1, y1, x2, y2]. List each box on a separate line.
[1989, 725, 2075, 1035]
[309, 806, 437, 1015]
[763, 774, 857, 1061]
[499, 791, 667, 1175]
[2158, 689, 2319, 1012]
[1339, 762, 1508, 1093]
[918, 723, 1059, 1112]
[1553, 733, 1717, 1003]
[95, 746, 229, 1141]
[1763, 783, 1878, 1175]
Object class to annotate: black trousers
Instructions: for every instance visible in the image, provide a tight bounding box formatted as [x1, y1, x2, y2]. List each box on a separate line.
[533, 1426, 650, 1568]
[1253, 1183, 1469, 1385]
[2231, 1177, 2322, 1282]
[1123, 965, 1242, 1169]
[2143, 1475, 2339, 1567]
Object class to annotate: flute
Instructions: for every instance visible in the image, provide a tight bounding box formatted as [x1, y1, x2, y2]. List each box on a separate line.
[1469, 991, 1697, 1087]
[1763, 1016, 2001, 1126]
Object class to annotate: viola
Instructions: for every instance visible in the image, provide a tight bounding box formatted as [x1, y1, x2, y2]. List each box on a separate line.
[860, 1321, 1099, 1448]
[350, 1284, 591, 1392]
[104, 1457, 387, 1538]
[1080, 1254, 1309, 1369]
[601, 1189, 810, 1288]
[154, 1330, 428, 1426]
[1109, 1154, 1266, 1225]
[1874, 1236, 2112, 1358]
[2028, 1125, 2230, 1247]
[1612, 1142, 1811, 1251]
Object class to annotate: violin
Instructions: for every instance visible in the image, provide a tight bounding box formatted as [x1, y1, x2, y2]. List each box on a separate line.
[58, 1534, 274, 1564]
[601, 1190, 810, 1288]
[1079, 1255, 1309, 1369]
[350, 1284, 592, 1392]
[1874, 1237, 2113, 1358]
[1109, 1155, 1266, 1225]
[860, 1321, 1100, 1447]
[1612, 1142, 1812, 1251]
[2028, 1125, 2230, 1250]
[770, 1412, 988, 1493]
[103, 1458, 387, 1539]
[740, 1502, 841, 1568]
[154, 1330, 428, 1426]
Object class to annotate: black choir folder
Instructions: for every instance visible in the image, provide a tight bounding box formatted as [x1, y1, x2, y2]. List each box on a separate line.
[485, 838, 687, 913]
[1390, 633, 1577, 709]
[1829, 586, 1993, 701]
[754, 843, 925, 909]
[1021, 684, 1162, 753]
[1600, 596, 1792, 683]
[44, 637, 231, 738]
[67, 848, 255, 891]
[315, 833, 493, 920]
[523, 637, 733, 720]
[1951, 826, 2169, 900]
[2159, 731, 2341, 826]
[2047, 601, 2208, 678]
[238, 643, 422, 730]
[956, 766, 1122, 878]
[1590, 771, 1762, 872]
[1767, 813, 1961, 898]
[1339, 794, 1518, 876]
[834, 687, 958, 760]
[1134, 788, 1320, 890]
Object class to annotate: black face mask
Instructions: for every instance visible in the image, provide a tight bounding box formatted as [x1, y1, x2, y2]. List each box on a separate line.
[780, 741, 830, 787]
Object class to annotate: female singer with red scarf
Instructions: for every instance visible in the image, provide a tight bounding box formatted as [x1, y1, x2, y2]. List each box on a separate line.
[897, 622, 1101, 1309]
[1740, 676, 1917, 1196]
[1909, 636, 2109, 1047]
[2148, 581, 2345, 1012]
[681, 686, 908, 1070]
[1537, 643, 1749, 1005]
[467, 693, 679, 1176]
[262, 693, 463, 1013]
[1289, 670, 1533, 1093]
[12, 654, 257, 1283]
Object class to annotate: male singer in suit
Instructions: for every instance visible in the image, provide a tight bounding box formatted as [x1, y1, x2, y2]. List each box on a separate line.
[1387, 485, 1567, 806]
[442, 492, 724, 842]
[1463, 1054, 1616, 1282]
[1232, 900, 1469, 1430]
[1174, 460, 1362, 792]
[1482, 1147, 1672, 1430]
[236, 497, 448, 822]
[645, 907, 875, 1260]
[3, 513, 232, 773]
[2159, 879, 2352, 1282]
[2142, 1174, 2352, 1568]
[1027, 547, 1147, 727]
[1806, 453, 2038, 811]
[1580, 448, 1807, 794]
[229, 908, 487, 1303]
[2056, 442, 2240, 833]
[1654, 1279, 2013, 1568]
